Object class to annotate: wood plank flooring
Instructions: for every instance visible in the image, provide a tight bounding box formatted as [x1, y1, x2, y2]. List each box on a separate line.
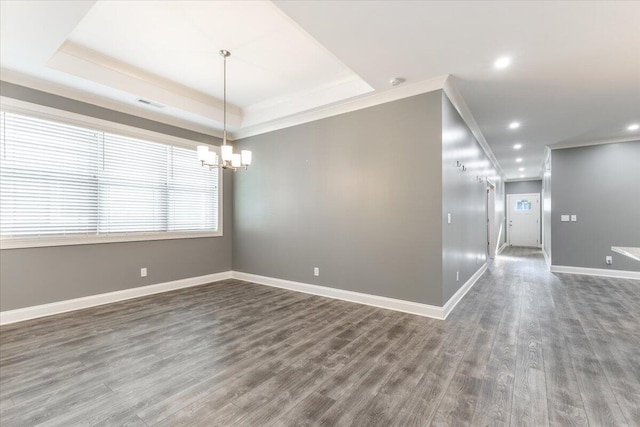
[1, 247, 639, 426]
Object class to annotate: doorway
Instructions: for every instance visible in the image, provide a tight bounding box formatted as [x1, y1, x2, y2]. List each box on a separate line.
[487, 184, 496, 258]
[507, 193, 540, 247]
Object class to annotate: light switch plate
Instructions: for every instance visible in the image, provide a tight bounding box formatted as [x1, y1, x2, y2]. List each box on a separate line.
[447, 213, 452, 224]
[561, 215, 570, 222]
[571, 215, 577, 222]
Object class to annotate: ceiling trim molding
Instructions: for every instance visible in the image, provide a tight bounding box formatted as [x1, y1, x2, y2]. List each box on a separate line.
[0, 69, 224, 139]
[504, 177, 543, 183]
[549, 135, 640, 150]
[0, 96, 217, 151]
[233, 74, 448, 140]
[241, 75, 373, 128]
[54, 41, 237, 118]
[47, 41, 243, 128]
[442, 76, 505, 179]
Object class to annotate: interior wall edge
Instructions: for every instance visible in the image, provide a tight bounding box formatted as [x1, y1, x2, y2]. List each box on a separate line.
[442, 76, 504, 179]
[441, 262, 488, 319]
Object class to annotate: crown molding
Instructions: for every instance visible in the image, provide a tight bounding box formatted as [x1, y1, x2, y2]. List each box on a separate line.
[1, 69, 225, 139]
[504, 177, 543, 183]
[47, 41, 242, 128]
[442, 76, 504, 179]
[549, 135, 639, 150]
[232, 74, 449, 140]
[0, 96, 220, 151]
[241, 75, 373, 128]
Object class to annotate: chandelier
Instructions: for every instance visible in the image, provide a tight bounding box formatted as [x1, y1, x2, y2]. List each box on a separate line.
[198, 50, 252, 170]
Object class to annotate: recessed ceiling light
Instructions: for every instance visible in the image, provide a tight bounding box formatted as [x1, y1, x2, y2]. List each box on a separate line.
[513, 143, 522, 150]
[509, 122, 520, 129]
[520, 175, 525, 178]
[494, 57, 511, 70]
[519, 167, 524, 171]
[628, 123, 639, 131]
[516, 158, 523, 163]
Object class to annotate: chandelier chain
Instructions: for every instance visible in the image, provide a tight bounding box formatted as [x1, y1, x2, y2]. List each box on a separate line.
[198, 49, 251, 171]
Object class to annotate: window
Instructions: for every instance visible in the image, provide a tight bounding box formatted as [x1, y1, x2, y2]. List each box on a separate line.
[515, 199, 532, 211]
[0, 110, 220, 248]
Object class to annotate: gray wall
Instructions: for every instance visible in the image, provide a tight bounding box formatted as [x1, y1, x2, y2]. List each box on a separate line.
[1, 82, 508, 311]
[234, 92, 444, 305]
[551, 141, 640, 271]
[505, 180, 542, 196]
[542, 156, 552, 260]
[441, 93, 505, 303]
[0, 82, 233, 311]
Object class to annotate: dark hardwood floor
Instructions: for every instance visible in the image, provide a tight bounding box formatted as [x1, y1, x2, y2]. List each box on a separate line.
[1, 247, 639, 426]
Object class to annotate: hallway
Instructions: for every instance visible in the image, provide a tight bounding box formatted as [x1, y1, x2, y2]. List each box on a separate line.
[476, 247, 640, 426]
[1, 248, 639, 426]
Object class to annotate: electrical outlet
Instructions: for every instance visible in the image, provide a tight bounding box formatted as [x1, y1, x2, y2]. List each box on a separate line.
[313, 267, 319, 277]
[456, 271, 459, 281]
[140, 267, 147, 277]
[605, 256, 612, 265]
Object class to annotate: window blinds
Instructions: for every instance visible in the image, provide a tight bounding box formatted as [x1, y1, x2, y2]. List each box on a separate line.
[0, 111, 219, 240]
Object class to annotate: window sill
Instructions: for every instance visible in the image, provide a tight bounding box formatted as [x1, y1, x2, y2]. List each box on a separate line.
[0, 231, 223, 250]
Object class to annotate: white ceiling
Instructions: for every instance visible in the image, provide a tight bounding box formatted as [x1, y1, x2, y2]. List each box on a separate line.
[0, 0, 373, 133]
[1, 0, 639, 179]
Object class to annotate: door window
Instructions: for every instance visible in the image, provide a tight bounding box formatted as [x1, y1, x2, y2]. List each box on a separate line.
[515, 199, 532, 211]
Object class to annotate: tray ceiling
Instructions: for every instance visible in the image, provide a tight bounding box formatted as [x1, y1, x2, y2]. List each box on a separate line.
[2, 0, 639, 180]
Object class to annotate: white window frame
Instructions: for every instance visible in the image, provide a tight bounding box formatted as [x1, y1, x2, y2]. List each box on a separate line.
[0, 97, 223, 249]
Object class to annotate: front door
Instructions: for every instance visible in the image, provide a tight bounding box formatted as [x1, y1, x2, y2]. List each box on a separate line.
[507, 193, 540, 247]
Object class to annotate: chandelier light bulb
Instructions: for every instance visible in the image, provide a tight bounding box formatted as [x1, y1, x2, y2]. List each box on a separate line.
[204, 151, 218, 166]
[197, 145, 209, 162]
[231, 153, 242, 168]
[241, 150, 252, 166]
[221, 144, 233, 162]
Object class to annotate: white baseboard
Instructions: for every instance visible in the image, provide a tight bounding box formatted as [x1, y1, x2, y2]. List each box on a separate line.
[551, 265, 640, 280]
[442, 263, 488, 319]
[542, 249, 551, 268]
[231, 271, 446, 319]
[0, 271, 233, 326]
[232, 267, 488, 320]
[497, 243, 507, 254]
[1, 266, 493, 326]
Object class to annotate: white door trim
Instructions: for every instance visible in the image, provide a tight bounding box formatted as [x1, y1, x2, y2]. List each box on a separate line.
[487, 183, 496, 259]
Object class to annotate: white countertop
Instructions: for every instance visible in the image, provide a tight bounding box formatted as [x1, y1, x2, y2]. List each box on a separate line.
[611, 246, 640, 262]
